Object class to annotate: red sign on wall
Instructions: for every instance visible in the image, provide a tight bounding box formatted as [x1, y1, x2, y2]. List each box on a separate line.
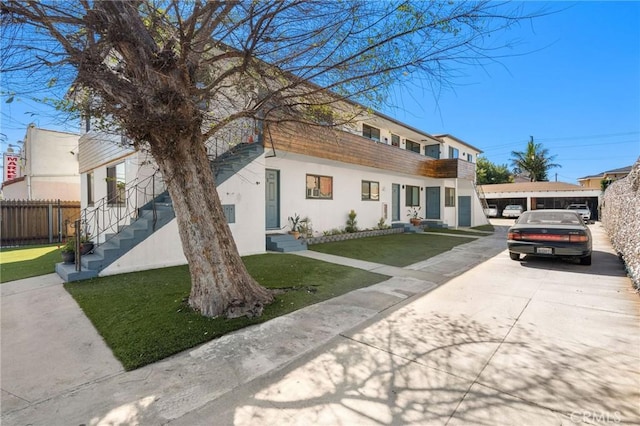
[3, 154, 20, 182]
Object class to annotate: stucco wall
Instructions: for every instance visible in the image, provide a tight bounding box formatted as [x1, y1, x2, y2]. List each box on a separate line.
[99, 154, 266, 277]
[602, 159, 640, 288]
[265, 153, 457, 234]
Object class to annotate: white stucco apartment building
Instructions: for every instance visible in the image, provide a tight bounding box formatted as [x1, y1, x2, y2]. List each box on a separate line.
[74, 109, 487, 277]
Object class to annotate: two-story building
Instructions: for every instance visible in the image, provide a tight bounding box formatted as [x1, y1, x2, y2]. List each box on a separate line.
[61, 105, 487, 281]
[1, 125, 81, 201]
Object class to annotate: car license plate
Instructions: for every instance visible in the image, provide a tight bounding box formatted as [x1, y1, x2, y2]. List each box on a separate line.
[537, 247, 553, 255]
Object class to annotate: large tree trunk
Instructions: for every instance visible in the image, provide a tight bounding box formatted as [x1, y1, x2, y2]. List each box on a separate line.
[151, 133, 273, 319]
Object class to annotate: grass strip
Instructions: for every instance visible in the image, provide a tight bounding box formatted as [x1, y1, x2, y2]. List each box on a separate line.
[65, 253, 388, 370]
[310, 233, 468, 267]
[1, 244, 61, 283]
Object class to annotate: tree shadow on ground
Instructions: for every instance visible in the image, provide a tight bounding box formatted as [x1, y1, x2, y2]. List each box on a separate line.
[201, 307, 638, 425]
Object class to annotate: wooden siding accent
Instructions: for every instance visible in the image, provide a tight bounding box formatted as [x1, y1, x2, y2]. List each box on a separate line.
[430, 158, 476, 180]
[78, 132, 135, 174]
[266, 122, 474, 180]
[267, 122, 433, 177]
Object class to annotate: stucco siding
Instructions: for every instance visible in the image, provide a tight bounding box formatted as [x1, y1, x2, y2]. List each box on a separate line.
[265, 153, 455, 234]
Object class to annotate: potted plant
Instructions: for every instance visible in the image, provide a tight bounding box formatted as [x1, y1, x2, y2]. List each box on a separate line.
[60, 238, 77, 264]
[60, 233, 94, 263]
[80, 233, 94, 255]
[407, 207, 422, 226]
[288, 213, 302, 239]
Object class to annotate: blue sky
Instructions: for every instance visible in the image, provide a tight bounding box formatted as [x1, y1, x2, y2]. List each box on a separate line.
[383, 1, 640, 182]
[2, 1, 639, 182]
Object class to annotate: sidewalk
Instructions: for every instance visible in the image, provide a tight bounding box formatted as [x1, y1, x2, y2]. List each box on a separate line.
[2, 224, 638, 425]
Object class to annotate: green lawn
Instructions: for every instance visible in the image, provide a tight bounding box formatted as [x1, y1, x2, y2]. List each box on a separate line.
[65, 254, 388, 370]
[422, 228, 481, 236]
[309, 233, 469, 267]
[472, 224, 495, 232]
[0, 244, 61, 283]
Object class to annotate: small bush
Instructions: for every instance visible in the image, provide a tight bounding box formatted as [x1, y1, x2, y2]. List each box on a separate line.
[345, 209, 358, 233]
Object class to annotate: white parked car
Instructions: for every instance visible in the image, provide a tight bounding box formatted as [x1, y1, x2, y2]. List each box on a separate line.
[484, 204, 499, 217]
[566, 204, 591, 222]
[502, 205, 524, 218]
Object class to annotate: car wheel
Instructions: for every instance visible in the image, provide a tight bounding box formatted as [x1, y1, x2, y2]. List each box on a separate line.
[579, 254, 592, 266]
[509, 252, 520, 261]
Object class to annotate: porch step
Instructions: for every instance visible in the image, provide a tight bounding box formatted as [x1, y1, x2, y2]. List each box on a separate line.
[55, 262, 99, 282]
[266, 234, 307, 252]
[423, 220, 449, 229]
[392, 222, 423, 233]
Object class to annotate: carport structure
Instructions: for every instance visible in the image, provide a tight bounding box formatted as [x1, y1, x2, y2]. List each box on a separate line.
[479, 181, 601, 220]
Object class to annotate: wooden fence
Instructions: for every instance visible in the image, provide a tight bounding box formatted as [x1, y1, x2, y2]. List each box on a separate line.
[0, 200, 81, 246]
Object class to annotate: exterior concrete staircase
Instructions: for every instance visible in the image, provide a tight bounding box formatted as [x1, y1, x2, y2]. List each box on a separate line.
[56, 143, 264, 282]
[55, 193, 175, 282]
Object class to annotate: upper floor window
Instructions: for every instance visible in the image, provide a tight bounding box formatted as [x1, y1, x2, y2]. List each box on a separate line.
[362, 124, 380, 142]
[361, 180, 379, 201]
[449, 147, 459, 159]
[406, 185, 420, 206]
[306, 105, 334, 125]
[107, 162, 126, 205]
[425, 144, 440, 159]
[467, 153, 474, 163]
[391, 134, 400, 147]
[406, 139, 420, 153]
[306, 174, 333, 199]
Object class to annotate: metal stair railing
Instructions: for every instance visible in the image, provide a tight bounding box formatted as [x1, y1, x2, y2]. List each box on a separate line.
[65, 169, 168, 249]
[473, 181, 490, 211]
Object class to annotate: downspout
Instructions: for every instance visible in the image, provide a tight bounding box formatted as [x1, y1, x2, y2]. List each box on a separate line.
[454, 178, 458, 228]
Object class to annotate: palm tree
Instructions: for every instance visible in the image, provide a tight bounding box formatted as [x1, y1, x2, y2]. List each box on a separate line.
[511, 137, 561, 181]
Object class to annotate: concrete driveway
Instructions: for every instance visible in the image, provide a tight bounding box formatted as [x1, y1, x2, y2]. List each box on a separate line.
[2, 222, 638, 425]
[174, 222, 640, 425]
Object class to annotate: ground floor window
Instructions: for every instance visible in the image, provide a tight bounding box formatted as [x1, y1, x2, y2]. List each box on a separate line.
[87, 172, 94, 206]
[361, 180, 379, 201]
[306, 174, 333, 199]
[406, 185, 420, 206]
[445, 187, 455, 206]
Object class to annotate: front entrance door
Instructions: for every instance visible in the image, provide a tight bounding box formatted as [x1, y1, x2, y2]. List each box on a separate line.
[458, 195, 471, 227]
[392, 184, 400, 221]
[265, 169, 280, 229]
[425, 187, 441, 219]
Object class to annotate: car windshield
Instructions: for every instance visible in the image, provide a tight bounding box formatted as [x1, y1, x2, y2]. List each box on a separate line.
[506, 206, 520, 210]
[518, 211, 582, 225]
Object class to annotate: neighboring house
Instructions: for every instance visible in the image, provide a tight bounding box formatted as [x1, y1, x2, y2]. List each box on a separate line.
[578, 165, 633, 189]
[1, 124, 81, 201]
[67, 107, 487, 280]
[479, 181, 601, 220]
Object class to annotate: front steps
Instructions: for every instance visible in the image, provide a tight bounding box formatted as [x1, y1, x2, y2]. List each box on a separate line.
[56, 144, 263, 283]
[266, 234, 308, 252]
[56, 195, 175, 282]
[392, 220, 449, 233]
